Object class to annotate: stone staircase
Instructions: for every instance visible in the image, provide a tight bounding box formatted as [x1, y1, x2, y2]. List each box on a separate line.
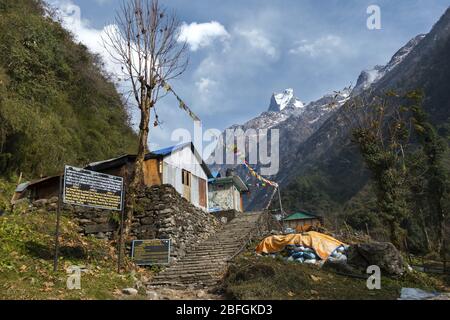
[148, 212, 267, 288]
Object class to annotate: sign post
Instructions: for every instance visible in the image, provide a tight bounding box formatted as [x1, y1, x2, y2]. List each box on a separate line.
[53, 176, 63, 272]
[117, 193, 125, 273]
[53, 165, 124, 272]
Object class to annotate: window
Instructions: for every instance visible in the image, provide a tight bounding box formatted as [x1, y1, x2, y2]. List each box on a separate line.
[182, 169, 191, 186]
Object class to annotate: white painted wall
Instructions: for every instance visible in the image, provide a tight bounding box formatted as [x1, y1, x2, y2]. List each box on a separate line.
[162, 145, 208, 210]
[208, 184, 242, 212]
[191, 175, 199, 207]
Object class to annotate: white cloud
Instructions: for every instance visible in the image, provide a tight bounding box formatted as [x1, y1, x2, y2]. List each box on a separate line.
[195, 77, 217, 96]
[289, 35, 344, 57]
[178, 21, 230, 51]
[47, 0, 121, 75]
[237, 29, 278, 58]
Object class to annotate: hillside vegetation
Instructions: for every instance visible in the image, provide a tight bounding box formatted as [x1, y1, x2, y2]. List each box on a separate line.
[0, 0, 137, 180]
[224, 254, 447, 300]
[0, 208, 147, 300]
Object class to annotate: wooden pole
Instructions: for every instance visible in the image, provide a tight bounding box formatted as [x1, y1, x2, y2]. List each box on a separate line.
[10, 172, 22, 207]
[277, 187, 286, 232]
[53, 175, 63, 272]
[277, 186, 284, 215]
[117, 185, 126, 273]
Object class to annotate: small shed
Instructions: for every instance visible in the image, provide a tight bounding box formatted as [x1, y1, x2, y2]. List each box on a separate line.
[283, 211, 322, 232]
[208, 173, 249, 213]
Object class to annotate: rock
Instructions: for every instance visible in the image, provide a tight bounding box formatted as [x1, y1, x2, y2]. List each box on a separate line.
[122, 288, 138, 296]
[33, 199, 48, 207]
[347, 242, 404, 276]
[146, 290, 159, 300]
[84, 222, 116, 234]
[77, 219, 92, 225]
[160, 208, 174, 215]
[140, 217, 154, 225]
[95, 232, 106, 239]
[196, 290, 207, 299]
[322, 259, 360, 275]
[93, 217, 109, 224]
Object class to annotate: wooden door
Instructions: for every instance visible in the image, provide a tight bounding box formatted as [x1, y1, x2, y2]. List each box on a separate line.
[182, 169, 191, 202]
[198, 178, 207, 208]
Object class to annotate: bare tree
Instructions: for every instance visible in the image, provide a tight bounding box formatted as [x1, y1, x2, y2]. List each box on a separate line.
[103, 0, 188, 238]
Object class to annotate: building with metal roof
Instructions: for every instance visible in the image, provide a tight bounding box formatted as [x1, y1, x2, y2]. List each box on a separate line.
[14, 142, 212, 211]
[208, 172, 249, 214]
[283, 211, 323, 232]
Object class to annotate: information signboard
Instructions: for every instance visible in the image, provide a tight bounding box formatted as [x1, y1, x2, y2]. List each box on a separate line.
[131, 239, 171, 265]
[63, 165, 123, 211]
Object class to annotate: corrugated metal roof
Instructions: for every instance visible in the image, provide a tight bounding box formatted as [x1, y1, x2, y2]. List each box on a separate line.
[209, 175, 249, 192]
[151, 142, 191, 156]
[15, 182, 30, 192]
[283, 211, 319, 221]
[18, 142, 213, 194]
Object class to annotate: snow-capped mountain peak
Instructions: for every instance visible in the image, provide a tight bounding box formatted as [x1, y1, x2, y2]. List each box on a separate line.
[268, 88, 304, 112]
[352, 34, 426, 95]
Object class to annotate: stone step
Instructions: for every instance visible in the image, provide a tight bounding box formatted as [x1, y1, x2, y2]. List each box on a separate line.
[148, 212, 265, 288]
[186, 249, 239, 255]
[190, 242, 246, 249]
[163, 266, 225, 274]
[180, 253, 232, 263]
[151, 279, 219, 287]
[153, 273, 218, 281]
[153, 270, 224, 280]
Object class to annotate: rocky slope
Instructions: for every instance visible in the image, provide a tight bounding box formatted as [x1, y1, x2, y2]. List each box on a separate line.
[281, 6, 450, 214]
[209, 87, 351, 209]
[210, 6, 450, 212]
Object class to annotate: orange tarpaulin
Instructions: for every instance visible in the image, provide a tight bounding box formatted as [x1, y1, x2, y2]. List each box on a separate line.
[255, 231, 346, 260]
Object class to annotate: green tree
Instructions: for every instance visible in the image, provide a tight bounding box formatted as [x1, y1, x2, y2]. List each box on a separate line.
[408, 91, 448, 255]
[0, 0, 137, 179]
[345, 92, 411, 248]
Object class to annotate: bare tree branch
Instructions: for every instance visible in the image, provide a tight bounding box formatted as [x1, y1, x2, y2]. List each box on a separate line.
[102, 0, 188, 246]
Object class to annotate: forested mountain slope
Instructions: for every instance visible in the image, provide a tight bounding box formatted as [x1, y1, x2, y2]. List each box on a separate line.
[0, 0, 137, 179]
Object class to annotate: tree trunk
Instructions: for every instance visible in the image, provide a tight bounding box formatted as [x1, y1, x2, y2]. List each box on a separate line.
[419, 210, 432, 253]
[437, 208, 446, 257]
[118, 106, 149, 269]
[124, 105, 150, 237]
[388, 219, 404, 250]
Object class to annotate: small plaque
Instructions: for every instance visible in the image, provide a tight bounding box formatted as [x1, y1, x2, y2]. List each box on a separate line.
[131, 239, 171, 265]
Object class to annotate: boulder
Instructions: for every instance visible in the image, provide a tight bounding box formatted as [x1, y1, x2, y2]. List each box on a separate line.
[122, 288, 138, 296]
[146, 290, 159, 300]
[322, 259, 359, 275]
[347, 242, 404, 276]
[32, 199, 48, 207]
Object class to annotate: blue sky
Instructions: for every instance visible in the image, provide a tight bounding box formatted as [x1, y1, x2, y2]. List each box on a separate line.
[46, 0, 449, 151]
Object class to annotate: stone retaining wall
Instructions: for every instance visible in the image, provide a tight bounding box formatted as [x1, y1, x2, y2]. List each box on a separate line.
[26, 184, 221, 261]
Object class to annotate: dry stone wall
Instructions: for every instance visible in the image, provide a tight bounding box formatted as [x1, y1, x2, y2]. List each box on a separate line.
[26, 184, 222, 261]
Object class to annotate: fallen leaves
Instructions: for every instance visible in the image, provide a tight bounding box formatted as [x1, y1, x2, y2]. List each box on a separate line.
[40, 281, 54, 292]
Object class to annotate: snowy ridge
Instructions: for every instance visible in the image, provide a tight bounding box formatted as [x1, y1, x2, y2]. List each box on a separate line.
[352, 34, 426, 94]
[227, 87, 350, 133]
